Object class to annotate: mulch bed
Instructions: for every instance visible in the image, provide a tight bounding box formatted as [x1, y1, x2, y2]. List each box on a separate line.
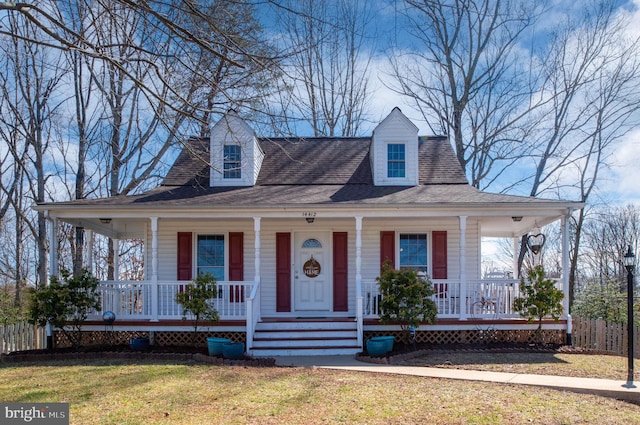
[2, 342, 587, 367]
[356, 342, 586, 365]
[1, 345, 276, 367]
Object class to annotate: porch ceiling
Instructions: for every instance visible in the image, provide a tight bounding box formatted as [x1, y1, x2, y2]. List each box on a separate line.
[53, 209, 568, 240]
[478, 214, 564, 238]
[58, 217, 147, 240]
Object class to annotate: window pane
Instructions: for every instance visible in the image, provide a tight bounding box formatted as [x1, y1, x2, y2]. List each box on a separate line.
[197, 235, 224, 281]
[302, 238, 322, 248]
[387, 144, 405, 178]
[399, 234, 427, 273]
[224, 145, 241, 179]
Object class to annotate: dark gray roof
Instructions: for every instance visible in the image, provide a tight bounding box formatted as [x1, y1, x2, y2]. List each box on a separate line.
[162, 136, 468, 187]
[45, 183, 554, 209]
[39, 135, 576, 210]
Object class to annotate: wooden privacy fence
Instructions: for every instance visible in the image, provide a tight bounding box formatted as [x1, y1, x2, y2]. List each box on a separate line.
[1, 322, 45, 354]
[572, 316, 640, 358]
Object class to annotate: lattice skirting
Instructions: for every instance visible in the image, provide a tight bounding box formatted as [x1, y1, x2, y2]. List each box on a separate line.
[54, 331, 246, 348]
[364, 329, 565, 346]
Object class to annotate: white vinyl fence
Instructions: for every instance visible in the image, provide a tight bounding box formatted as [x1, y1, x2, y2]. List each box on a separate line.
[1, 322, 45, 354]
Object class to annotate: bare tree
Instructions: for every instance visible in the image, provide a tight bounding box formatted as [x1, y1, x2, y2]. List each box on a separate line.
[0, 1, 274, 120]
[273, 0, 374, 136]
[572, 204, 639, 322]
[0, 10, 67, 286]
[517, 1, 640, 297]
[388, 0, 542, 188]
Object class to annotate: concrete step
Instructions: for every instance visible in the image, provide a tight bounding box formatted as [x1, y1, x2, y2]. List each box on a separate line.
[252, 337, 357, 348]
[253, 329, 357, 340]
[255, 320, 356, 331]
[251, 346, 361, 357]
[250, 319, 361, 356]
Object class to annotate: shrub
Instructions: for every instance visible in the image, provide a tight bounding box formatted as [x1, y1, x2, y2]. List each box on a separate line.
[377, 261, 437, 344]
[513, 266, 564, 344]
[28, 269, 101, 348]
[176, 273, 220, 344]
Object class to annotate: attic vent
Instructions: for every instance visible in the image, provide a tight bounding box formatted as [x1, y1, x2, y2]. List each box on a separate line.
[302, 239, 322, 248]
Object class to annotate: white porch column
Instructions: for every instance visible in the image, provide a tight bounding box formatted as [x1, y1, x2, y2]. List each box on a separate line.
[246, 217, 262, 354]
[561, 214, 572, 343]
[355, 216, 363, 349]
[113, 239, 120, 280]
[47, 213, 58, 279]
[46, 212, 58, 349]
[150, 217, 159, 322]
[86, 229, 94, 274]
[254, 217, 261, 285]
[459, 216, 468, 320]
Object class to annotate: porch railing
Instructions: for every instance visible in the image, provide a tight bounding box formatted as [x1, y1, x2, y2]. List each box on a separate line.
[93, 280, 254, 321]
[362, 278, 525, 320]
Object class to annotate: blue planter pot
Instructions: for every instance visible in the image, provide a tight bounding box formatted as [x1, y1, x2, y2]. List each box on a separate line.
[366, 339, 388, 357]
[129, 337, 150, 350]
[206, 337, 231, 356]
[222, 342, 245, 360]
[370, 336, 395, 353]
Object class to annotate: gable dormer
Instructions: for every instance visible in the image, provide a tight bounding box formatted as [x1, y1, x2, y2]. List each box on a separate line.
[210, 111, 264, 187]
[370, 107, 420, 186]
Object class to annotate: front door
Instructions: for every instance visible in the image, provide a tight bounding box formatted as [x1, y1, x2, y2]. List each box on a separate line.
[294, 232, 331, 311]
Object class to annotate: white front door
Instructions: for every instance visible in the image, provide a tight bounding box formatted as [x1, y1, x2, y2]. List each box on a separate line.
[294, 232, 331, 311]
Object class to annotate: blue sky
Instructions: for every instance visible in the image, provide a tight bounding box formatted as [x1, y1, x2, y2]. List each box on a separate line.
[257, 0, 640, 206]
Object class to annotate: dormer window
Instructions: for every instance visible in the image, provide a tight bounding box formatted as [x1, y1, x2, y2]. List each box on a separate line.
[387, 144, 406, 178]
[223, 145, 241, 179]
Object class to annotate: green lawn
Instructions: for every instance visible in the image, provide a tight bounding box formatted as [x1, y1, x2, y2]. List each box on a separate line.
[1, 356, 638, 424]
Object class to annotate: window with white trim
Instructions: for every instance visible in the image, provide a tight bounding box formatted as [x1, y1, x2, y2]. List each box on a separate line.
[223, 145, 241, 179]
[399, 233, 427, 273]
[196, 235, 225, 280]
[387, 143, 406, 178]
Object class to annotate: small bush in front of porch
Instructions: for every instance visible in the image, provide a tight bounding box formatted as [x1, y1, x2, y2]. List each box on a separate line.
[176, 273, 220, 344]
[376, 262, 437, 347]
[513, 265, 564, 344]
[27, 269, 101, 348]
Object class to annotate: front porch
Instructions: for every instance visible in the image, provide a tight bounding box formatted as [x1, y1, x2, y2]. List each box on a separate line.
[81, 276, 565, 355]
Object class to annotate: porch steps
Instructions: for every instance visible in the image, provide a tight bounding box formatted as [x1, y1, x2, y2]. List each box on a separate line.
[250, 318, 361, 356]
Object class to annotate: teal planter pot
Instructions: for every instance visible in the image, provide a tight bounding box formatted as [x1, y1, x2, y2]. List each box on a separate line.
[129, 337, 150, 351]
[222, 342, 245, 360]
[366, 339, 388, 357]
[206, 337, 231, 356]
[370, 336, 395, 353]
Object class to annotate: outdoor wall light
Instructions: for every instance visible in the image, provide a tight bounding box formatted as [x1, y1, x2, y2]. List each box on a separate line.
[99, 218, 112, 224]
[511, 216, 523, 222]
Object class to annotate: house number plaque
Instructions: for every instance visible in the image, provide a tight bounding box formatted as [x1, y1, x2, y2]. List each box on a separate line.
[303, 256, 321, 278]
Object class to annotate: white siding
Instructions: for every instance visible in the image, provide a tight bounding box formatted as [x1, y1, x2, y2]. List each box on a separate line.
[370, 108, 419, 186]
[145, 216, 482, 316]
[210, 113, 261, 187]
[150, 219, 256, 281]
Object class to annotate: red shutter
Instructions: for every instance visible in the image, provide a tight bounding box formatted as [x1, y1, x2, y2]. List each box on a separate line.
[380, 231, 395, 270]
[229, 232, 244, 302]
[276, 232, 291, 312]
[333, 232, 348, 312]
[432, 231, 447, 279]
[177, 232, 192, 281]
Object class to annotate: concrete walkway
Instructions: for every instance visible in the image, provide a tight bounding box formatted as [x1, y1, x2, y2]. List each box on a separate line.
[273, 355, 640, 404]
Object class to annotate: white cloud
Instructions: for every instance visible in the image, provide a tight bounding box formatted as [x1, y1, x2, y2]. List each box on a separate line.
[604, 129, 640, 205]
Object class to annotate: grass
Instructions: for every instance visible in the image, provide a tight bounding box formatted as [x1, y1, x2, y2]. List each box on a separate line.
[0, 352, 639, 424]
